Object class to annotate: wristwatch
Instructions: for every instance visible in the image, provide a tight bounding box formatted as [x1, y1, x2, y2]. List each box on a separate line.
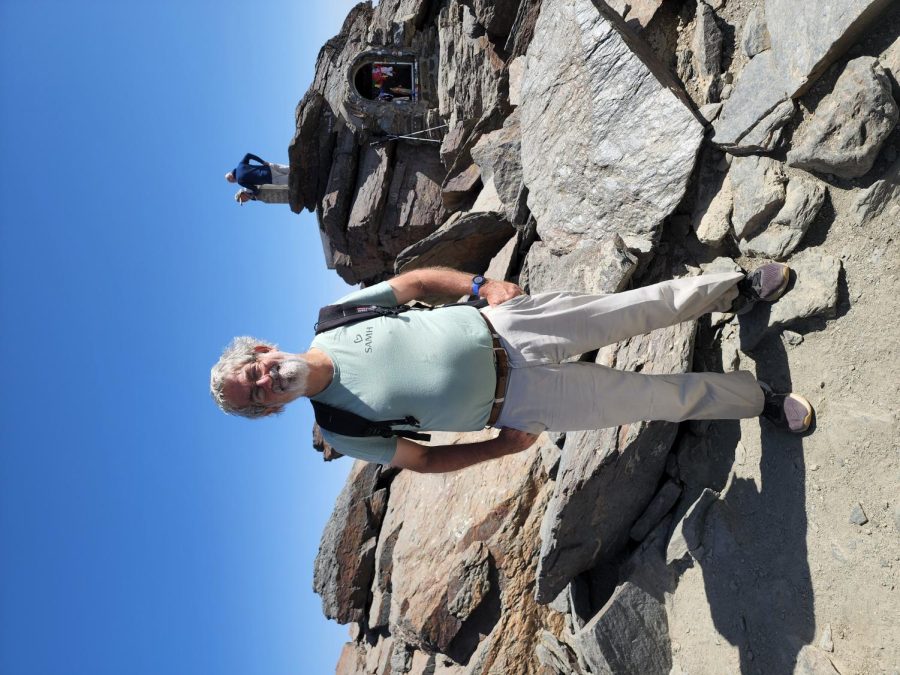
[471, 275, 486, 296]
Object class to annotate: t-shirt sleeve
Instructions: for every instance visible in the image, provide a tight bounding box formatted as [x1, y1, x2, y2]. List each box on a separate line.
[334, 280, 399, 307]
[321, 429, 398, 465]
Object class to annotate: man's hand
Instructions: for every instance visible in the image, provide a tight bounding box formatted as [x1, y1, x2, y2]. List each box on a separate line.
[496, 427, 539, 452]
[479, 279, 524, 306]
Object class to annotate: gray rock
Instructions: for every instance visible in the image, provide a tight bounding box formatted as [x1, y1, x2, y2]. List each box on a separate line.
[666, 488, 719, 565]
[380, 143, 450, 260]
[470, 110, 528, 225]
[849, 502, 869, 525]
[371, 520, 403, 629]
[395, 211, 515, 275]
[665, 453, 680, 480]
[713, 0, 896, 150]
[605, 0, 666, 30]
[288, 90, 337, 213]
[440, 120, 474, 168]
[469, 175, 505, 213]
[819, 623, 834, 652]
[730, 156, 787, 240]
[536, 309, 695, 602]
[505, 0, 543, 57]
[369, 437, 546, 662]
[794, 645, 842, 675]
[343, 144, 393, 283]
[318, 123, 359, 255]
[336, 641, 368, 675]
[520, 0, 704, 254]
[788, 57, 900, 178]
[483, 234, 519, 283]
[694, 173, 734, 245]
[568, 575, 594, 630]
[314, 462, 386, 623]
[438, 1, 505, 128]
[693, 2, 723, 80]
[881, 33, 900, 97]
[441, 163, 482, 211]
[519, 236, 638, 295]
[782, 330, 805, 346]
[366, 635, 395, 675]
[739, 250, 841, 350]
[741, 7, 771, 58]
[535, 630, 584, 674]
[848, 158, 900, 224]
[390, 641, 414, 674]
[630, 480, 683, 542]
[548, 587, 570, 614]
[573, 582, 672, 675]
[446, 542, 492, 621]
[674, 431, 725, 490]
[458, 0, 521, 38]
[508, 56, 525, 107]
[699, 102, 723, 122]
[740, 175, 827, 260]
[739, 99, 796, 152]
[407, 651, 435, 675]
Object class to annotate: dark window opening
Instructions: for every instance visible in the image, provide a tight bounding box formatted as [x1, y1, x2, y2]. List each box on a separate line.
[354, 62, 417, 102]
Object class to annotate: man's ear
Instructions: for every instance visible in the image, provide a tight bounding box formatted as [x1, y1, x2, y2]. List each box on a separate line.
[253, 345, 273, 354]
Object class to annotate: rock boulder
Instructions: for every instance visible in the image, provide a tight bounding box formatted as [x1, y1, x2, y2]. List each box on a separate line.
[520, 0, 704, 254]
[788, 56, 899, 178]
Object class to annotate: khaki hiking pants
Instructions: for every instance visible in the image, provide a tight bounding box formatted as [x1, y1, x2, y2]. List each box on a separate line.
[268, 162, 290, 185]
[481, 271, 765, 434]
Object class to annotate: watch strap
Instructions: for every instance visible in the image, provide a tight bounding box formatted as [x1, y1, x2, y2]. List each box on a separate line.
[471, 275, 486, 296]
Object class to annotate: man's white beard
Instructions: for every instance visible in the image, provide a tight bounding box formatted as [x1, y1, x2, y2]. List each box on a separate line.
[270, 356, 309, 396]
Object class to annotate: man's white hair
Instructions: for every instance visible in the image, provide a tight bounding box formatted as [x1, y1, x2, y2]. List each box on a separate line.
[210, 335, 277, 419]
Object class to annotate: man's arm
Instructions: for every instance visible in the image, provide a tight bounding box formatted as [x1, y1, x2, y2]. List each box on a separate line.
[387, 267, 524, 307]
[390, 428, 538, 473]
[243, 152, 266, 165]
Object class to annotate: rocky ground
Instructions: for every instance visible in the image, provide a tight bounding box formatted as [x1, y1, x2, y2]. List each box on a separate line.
[293, 1, 899, 673]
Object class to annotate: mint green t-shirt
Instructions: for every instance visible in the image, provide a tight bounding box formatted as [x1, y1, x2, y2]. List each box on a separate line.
[310, 282, 496, 465]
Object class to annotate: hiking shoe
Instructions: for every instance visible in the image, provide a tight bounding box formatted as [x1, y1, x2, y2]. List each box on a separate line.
[759, 381, 814, 433]
[731, 263, 792, 314]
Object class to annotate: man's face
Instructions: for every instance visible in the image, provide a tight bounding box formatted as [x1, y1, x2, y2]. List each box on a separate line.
[222, 347, 308, 415]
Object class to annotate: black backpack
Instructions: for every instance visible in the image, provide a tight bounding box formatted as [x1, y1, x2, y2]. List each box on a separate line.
[310, 298, 486, 442]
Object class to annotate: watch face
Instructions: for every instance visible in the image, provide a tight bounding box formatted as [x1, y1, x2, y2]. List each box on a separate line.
[473, 275, 485, 284]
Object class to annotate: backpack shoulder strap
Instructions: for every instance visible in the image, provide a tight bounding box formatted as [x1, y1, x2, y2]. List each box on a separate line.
[314, 303, 412, 334]
[310, 400, 432, 442]
[314, 297, 488, 335]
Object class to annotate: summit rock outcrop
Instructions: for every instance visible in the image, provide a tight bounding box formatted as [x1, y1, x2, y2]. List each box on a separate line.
[290, 1, 900, 672]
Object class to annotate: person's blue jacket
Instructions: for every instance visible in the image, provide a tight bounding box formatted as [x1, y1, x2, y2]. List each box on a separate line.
[232, 153, 272, 195]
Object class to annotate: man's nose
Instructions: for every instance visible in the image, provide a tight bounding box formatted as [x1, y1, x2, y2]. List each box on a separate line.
[256, 372, 272, 388]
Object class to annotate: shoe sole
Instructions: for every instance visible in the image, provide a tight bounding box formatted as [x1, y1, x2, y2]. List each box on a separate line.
[786, 393, 813, 433]
[763, 264, 791, 302]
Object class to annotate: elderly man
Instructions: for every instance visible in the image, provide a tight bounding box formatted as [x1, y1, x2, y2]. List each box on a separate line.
[225, 152, 289, 203]
[210, 266, 813, 472]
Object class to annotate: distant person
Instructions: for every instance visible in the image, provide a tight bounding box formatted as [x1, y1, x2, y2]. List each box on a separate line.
[225, 153, 289, 204]
[209, 265, 815, 473]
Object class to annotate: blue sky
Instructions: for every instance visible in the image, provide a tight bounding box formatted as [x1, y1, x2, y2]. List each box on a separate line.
[0, 2, 365, 673]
